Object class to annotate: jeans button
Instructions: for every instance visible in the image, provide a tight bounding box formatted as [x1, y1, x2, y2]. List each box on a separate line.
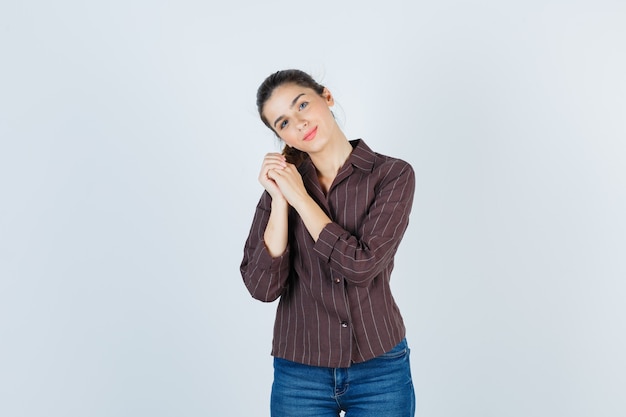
[341, 321, 349, 328]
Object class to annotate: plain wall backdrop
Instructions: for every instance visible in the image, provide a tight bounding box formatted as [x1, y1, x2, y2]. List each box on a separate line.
[1, 1, 625, 416]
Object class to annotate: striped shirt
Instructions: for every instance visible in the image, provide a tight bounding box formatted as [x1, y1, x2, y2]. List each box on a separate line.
[240, 139, 415, 368]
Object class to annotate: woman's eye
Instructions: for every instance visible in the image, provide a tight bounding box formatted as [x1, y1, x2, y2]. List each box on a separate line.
[280, 120, 288, 129]
[299, 101, 308, 110]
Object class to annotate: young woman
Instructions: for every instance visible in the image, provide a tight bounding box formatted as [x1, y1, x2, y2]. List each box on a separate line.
[240, 69, 416, 417]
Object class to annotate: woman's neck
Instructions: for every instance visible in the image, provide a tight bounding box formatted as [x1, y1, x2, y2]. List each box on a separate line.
[309, 133, 353, 186]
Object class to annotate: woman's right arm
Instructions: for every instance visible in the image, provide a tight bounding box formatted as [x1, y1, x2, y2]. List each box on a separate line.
[263, 198, 289, 256]
[239, 154, 291, 302]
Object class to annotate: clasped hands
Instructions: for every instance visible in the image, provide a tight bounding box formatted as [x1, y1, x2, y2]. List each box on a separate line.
[258, 153, 308, 207]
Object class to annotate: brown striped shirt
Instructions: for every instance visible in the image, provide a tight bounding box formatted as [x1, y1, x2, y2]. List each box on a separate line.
[240, 139, 415, 368]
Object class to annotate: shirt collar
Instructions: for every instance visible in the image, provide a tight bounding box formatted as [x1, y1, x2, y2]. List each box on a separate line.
[299, 138, 376, 178]
[347, 139, 376, 172]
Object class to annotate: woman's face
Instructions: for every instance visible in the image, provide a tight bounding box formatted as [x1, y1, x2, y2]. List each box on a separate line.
[262, 83, 337, 154]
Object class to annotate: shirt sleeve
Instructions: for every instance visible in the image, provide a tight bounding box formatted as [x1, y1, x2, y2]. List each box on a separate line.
[240, 192, 291, 302]
[313, 160, 415, 286]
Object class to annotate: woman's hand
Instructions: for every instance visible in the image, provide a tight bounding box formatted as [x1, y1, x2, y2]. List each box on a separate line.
[258, 153, 287, 202]
[261, 154, 332, 242]
[267, 162, 309, 208]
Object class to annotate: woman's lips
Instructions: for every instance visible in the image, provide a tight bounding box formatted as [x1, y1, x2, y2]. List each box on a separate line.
[303, 126, 318, 141]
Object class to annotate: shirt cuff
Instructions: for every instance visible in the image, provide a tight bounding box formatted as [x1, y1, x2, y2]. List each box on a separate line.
[255, 244, 290, 271]
[314, 222, 344, 263]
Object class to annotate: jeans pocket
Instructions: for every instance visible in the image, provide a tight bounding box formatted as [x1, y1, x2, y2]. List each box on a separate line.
[378, 338, 409, 360]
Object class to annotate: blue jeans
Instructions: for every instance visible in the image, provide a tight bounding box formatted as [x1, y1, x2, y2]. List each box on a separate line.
[271, 338, 415, 417]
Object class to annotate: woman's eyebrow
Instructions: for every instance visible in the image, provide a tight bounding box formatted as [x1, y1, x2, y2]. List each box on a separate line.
[273, 93, 306, 128]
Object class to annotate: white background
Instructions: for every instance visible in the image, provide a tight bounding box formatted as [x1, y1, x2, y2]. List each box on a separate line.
[1, 1, 625, 416]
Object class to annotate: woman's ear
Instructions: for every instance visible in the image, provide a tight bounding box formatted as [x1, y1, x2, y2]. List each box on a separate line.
[322, 88, 334, 107]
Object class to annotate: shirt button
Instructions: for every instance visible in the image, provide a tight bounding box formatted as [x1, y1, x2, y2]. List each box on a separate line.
[334, 277, 341, 283]
[341, 321, 349, 328]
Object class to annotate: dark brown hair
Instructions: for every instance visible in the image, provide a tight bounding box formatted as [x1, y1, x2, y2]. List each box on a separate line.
[256, 69, 326, 166]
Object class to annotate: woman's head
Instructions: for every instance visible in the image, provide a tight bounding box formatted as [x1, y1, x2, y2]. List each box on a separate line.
[256, 69, 326, 130]
[256, 69, 332, 165]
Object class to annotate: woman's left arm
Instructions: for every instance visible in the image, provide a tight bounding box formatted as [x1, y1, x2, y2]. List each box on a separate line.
[273, 160, 415, 287]
[312, 161, 415, 286]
